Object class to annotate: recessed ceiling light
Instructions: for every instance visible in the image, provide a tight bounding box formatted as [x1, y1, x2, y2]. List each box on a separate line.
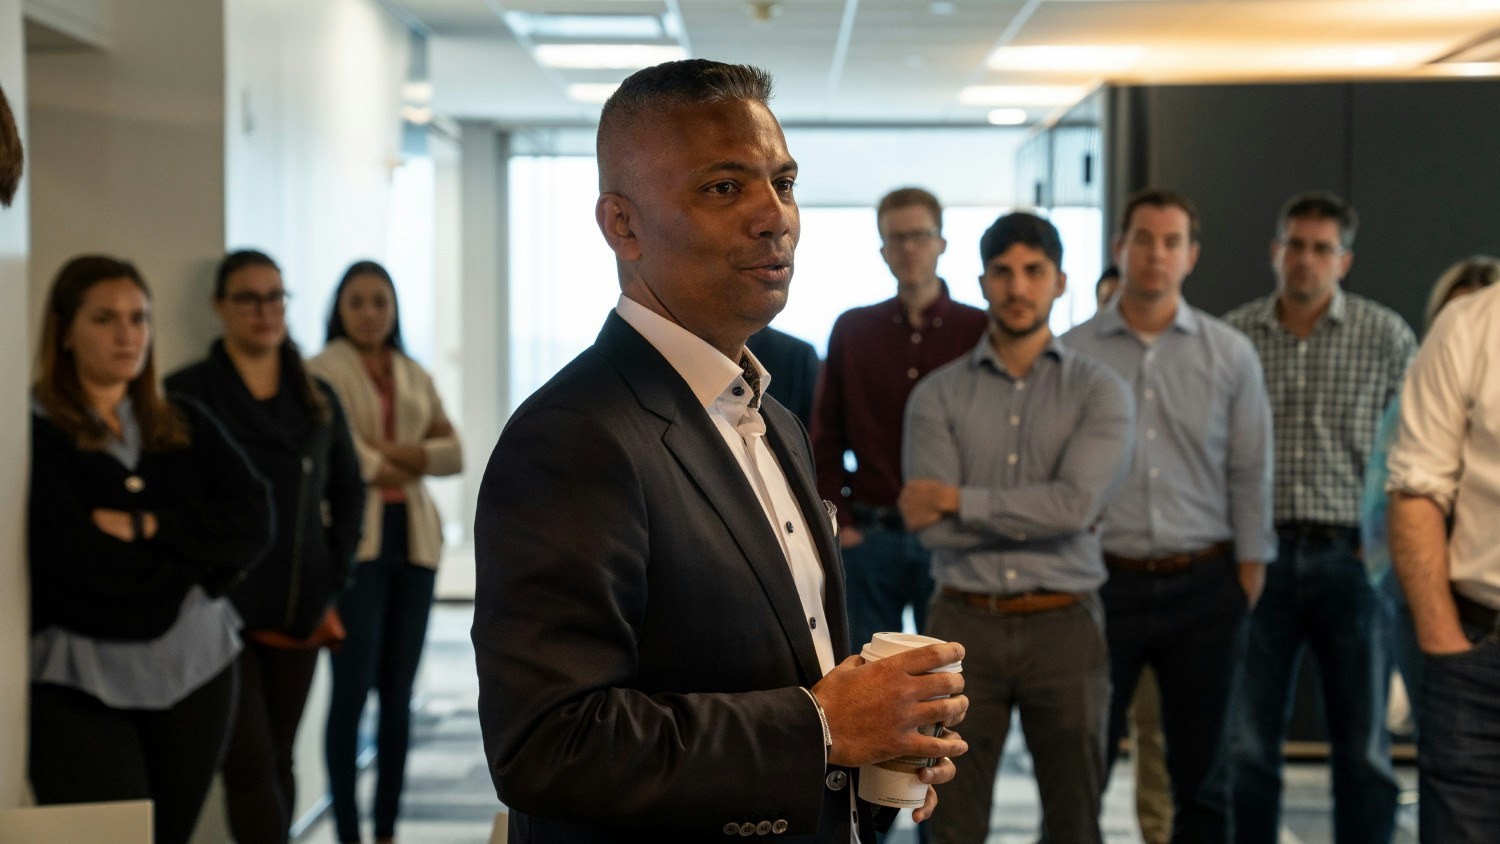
[400, 106, 434, 125]
[1429, 61, 1500, 77]
[567, 83, 621, 104]
[534, 44, 688, 70]
[988, 45, 1145, 72]
[929, 2, 956, 14]
[401, 81, 433, 103]
[503, 12, 667, 41]
[987, 108, 1029, 125]
[960, 84, 1087, 106]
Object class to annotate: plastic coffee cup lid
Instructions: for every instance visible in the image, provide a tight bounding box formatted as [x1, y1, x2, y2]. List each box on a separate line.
[861, 632, 962, 672]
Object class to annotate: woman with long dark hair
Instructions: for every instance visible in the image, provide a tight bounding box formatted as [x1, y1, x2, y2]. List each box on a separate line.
[28, 255, 272, 844]
[310, 259, 462, 844]
[166, 250, 365, 844]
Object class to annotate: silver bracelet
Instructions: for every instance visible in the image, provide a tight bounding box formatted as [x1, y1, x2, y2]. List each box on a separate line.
[801, 687, 832, 763]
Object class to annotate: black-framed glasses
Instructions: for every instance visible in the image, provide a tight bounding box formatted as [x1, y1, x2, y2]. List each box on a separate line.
[226, 290, 290, 310]
[1277, 237, 1344, 259]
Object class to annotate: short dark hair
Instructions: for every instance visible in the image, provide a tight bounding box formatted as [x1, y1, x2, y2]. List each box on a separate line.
[325, 259, 405, 352]
[215, 249, 279, 299]
[979, 211, 1063, 269]
[597, 59, 773, 191]
[877, 187, 943, 235]
[1279, 191, 1358, 250]
[1096, 265, 1121, 293]
[1118, 188, 1200, 243]
[0, 82, 22, 207]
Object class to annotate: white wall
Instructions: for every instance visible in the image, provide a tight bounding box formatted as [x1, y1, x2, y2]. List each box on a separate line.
[225, 0, 410, 353]
[26, 0, 226, 373]
[0, 0, 31, 810]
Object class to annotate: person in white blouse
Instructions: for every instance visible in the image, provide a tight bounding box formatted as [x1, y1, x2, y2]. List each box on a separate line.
[309, 260, 462, 844]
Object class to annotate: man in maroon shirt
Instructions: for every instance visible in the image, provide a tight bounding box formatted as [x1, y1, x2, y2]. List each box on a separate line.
[812, 187, 989, 654]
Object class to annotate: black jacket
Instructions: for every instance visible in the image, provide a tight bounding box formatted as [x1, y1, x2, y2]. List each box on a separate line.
[29, 397, 273, 640]
[167, 342, 364, 638]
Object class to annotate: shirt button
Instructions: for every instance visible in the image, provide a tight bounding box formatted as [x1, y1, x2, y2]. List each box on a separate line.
[1152, 507, 1161, 518]
[825, 770, 848, 790]
[772, 819, 789, 834]
[1298, 342, 1308, 354]
[785, 521, 794, 534]
[1010, 415, 1019, 426]
[809, 616, 817, 630]
[1144, 388, 1155, 400]
[907, 368, 919, 380]
[1016, 381, 1025, 391]
[757, 821, 773, 835]
[1149, 467, 1160, 478]
[125, 475, 145, 493]
[725, 823, 740, 835]
[1297, 377, 1307, 388]
[1007, 453, 1018, 464]
[911, 333, 922, 344]
[732, 386, 744, 396]
[1294, 449, 1304, 459]
[933, 317, 944, 328]
[1146, 429, 1157, 440]
[740, 822, 756, 835]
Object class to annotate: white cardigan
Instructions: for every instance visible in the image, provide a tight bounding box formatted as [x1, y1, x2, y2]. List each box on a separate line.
[309, 338, 462, 568]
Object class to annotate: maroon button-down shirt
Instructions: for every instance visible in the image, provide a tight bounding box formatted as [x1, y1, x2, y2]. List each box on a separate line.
[811, 282, 988, 526]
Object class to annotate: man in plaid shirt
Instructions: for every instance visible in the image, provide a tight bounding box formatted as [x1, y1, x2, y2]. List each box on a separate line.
[1223, 192, 1416, 844]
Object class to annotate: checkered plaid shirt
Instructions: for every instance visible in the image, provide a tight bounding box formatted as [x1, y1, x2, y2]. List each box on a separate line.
[1224, 290, 1416, 527]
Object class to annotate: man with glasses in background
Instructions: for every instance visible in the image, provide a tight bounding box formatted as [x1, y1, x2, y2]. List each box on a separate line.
[1224, 192, 1413, 844]
[813, 187, 988, 654]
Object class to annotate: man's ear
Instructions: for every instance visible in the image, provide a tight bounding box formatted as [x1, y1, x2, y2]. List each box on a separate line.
[596, 192, 642, 262]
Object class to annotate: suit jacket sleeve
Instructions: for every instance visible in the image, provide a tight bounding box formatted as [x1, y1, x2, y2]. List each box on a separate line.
[472, 401, 830, 835]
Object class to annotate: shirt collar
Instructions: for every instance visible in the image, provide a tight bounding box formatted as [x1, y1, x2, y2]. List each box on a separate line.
[1261, 287, 1347, 328]
[615, 295, 771, 410]
[1092, 298, 1199, 338]
[881, 279, 959, 323]
[969, 330, 1066, 376]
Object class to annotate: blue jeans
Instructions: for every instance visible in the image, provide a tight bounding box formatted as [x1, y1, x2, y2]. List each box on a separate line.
[325, 504, 437, 843]
[1380, 568, 1424, 736]
[1230, 527, 1397, 844]
[1419, 611, 1500, 843]
[840, 516, 934, 656]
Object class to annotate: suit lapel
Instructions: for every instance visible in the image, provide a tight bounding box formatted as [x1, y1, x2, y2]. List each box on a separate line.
[762, 403, 850, 658]
[598, 314, 827, 686]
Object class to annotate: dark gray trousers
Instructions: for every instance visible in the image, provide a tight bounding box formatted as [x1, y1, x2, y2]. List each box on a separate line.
[925, 590, 1110, 844]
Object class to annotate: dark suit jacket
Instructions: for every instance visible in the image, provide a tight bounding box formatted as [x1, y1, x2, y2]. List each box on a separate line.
[473, 312, 880, 843]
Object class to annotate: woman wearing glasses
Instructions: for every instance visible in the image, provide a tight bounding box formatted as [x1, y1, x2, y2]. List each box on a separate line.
[167, 250, 365, 844]
[29, 255, 272, 844]
[309, 259, 462, 844]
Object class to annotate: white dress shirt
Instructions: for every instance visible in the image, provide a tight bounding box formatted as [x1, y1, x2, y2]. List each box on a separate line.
[1388, 283, 1500, 609]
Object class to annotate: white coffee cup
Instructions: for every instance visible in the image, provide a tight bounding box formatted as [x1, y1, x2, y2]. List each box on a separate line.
[856, 632, 963, 809]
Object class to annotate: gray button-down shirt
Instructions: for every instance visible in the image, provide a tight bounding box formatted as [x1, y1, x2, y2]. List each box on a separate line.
[1223, 290, 1416, 527]
[903, 333, 1135, 594]
[1063, 302, 1277, 563]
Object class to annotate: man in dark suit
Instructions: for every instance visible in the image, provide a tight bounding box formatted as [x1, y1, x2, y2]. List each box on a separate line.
[472, 60, 968, 843]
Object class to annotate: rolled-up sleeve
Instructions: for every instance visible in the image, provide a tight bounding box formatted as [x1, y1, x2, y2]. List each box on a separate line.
[1388, 305, 1472, 514]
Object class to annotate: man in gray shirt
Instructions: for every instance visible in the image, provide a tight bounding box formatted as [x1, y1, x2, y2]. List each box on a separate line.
[1224, 192, 1411, 844]
[1064, 189, 1275, 844]
[901, 212, 1133, 844]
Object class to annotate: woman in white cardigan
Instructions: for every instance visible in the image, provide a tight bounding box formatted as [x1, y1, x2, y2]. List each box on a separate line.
[309, 260, 462, 844]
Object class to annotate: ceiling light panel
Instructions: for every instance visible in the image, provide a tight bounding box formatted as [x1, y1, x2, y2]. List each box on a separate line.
[960, 84, 1088, 106]
[533, 43, 687, 69]
[503, 12, 667, 42]
[987, 44, 1146, 72]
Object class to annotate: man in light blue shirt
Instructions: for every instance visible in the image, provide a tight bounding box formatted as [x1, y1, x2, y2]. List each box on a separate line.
[901, 212, 1133, 844]
[1064, 189, 1275, 844]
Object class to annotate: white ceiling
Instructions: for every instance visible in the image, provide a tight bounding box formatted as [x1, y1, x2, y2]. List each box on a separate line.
[383, 0, 1500, 126]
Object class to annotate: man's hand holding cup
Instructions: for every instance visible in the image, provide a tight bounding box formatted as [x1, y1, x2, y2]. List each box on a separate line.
[810, 634, 967, 819]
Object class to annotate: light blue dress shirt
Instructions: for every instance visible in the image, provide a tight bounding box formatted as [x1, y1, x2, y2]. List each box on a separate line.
[1063, 302, 1277, 563]
[903, 334, 1134, 594]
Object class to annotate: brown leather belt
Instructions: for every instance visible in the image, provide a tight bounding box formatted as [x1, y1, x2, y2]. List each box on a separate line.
[940, 586, 1080, 614]
[1103, 540, 1233, 576]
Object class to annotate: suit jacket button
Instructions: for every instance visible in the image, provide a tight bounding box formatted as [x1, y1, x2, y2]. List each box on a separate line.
[772, 819, 789, 834]
[125, 475, 145, 493]
[724, 822, 740, 835]
[825, 770, 848, 791]
[756, 821, 772, 835]
[739, 822, 756, 836]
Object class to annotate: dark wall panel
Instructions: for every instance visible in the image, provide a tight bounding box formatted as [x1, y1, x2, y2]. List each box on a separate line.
[1349, 80, 1500, 331]
[1117, 83, 1350, 318]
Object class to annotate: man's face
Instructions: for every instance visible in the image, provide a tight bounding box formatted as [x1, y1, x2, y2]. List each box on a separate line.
[980, 242, 1065, 338]
[1113, 204, 1199, 303]
[602, 98, 799, 348]
[879, 204, 946, 290]
[1272, 215, 1351, 307]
